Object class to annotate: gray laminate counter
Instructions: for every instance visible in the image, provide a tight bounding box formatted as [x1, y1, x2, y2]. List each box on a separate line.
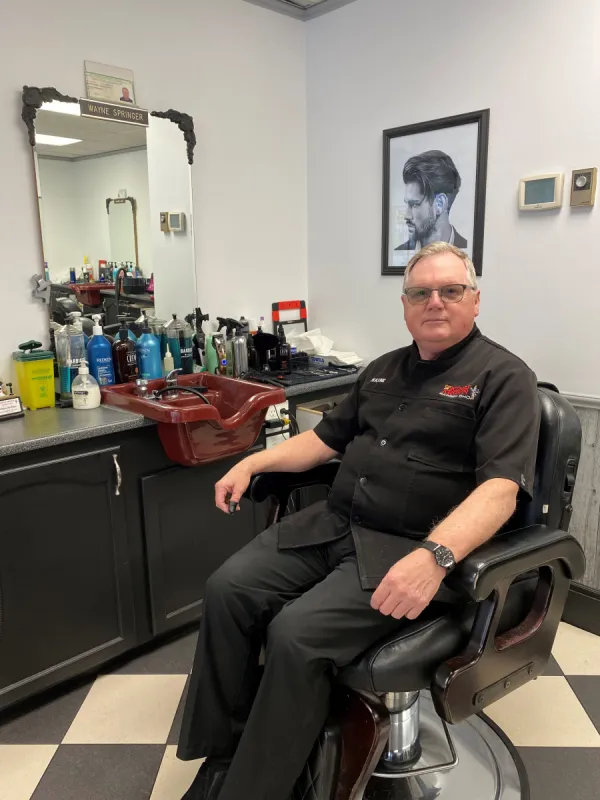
[284, 370, 361, 398]
[0, 406, 150, 458]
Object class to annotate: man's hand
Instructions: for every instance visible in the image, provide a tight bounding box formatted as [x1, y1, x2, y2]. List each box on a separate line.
[215, 462, 254, 513]
[371, 549, 446, 620]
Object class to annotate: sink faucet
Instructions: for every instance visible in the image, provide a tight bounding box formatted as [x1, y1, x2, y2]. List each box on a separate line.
[165, 368, 183, 389]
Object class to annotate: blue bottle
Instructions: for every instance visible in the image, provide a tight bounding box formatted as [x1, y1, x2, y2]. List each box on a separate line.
[136, 324, 163, 380]
[87, 315, 115, 386]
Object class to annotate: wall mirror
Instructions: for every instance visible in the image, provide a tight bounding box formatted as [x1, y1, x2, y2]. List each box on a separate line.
[23, 87, 198, 335]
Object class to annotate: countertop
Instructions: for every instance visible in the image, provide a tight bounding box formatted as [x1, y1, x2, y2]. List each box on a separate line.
[0, 406, 151, 459]
[99, 289, 155, 304]
[284, 369, 361, 397]
[0, 372, 360, 459]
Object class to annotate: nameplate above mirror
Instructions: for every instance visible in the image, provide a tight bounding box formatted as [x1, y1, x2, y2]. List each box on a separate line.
[80, 98, 149, 127]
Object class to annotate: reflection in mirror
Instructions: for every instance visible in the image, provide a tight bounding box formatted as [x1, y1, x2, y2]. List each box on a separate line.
[31, 98, 197, 337]
[107, 198, 138, 265]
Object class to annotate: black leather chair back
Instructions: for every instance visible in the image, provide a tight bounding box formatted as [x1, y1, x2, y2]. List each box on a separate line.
[505, 386, 581, 533]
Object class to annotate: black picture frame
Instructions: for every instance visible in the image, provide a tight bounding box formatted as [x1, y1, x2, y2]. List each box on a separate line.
[381, 109, 489, 276]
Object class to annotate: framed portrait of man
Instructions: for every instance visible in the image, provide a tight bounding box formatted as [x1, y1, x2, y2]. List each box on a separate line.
[381, 109, 490, 276]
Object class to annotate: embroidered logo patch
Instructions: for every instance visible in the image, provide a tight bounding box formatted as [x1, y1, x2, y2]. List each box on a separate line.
[440, 383, 480, 401]
[370, 378, 386, 383]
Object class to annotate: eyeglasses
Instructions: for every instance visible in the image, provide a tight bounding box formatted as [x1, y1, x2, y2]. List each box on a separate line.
[404, 284, 474, 305]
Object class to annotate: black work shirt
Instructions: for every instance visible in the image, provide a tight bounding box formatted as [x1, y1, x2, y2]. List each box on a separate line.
[278, 325, 541, 589]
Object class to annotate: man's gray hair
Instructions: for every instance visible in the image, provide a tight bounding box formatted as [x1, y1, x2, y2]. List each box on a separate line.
[403, 242, 478, 291]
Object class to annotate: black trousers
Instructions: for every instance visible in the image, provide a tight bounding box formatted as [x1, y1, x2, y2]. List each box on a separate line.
[176, 521, 407, 800]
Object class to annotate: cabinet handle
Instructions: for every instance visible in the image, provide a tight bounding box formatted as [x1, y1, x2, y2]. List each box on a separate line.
[113, 454, 122, 496]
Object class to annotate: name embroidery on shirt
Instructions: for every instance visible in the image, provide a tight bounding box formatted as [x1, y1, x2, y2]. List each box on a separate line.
[440, 383, 480, 401]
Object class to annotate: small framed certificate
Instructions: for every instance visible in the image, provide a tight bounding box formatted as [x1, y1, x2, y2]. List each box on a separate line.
[0, 395, 25, 421]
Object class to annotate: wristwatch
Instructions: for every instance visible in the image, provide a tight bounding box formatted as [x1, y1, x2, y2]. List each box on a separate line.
[416, 541, 456, 573]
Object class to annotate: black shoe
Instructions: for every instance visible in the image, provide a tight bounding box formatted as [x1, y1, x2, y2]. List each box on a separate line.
[181, 759, 230, 800]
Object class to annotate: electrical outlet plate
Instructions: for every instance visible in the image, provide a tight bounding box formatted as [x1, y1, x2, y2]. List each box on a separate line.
[266, 403, 287, 422]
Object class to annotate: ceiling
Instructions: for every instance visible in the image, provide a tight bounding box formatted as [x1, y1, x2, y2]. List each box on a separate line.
[243, 0, 358, 20]
[35, 108, 146, 160]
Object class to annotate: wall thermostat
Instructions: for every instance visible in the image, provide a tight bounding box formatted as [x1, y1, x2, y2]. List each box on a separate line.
[519, 173, 564, 211]
[168, 212, 186, 232]
[570, 168, 597, 207]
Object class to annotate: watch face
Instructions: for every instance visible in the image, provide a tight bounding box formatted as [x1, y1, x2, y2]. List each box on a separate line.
[435, 545, 455, 570]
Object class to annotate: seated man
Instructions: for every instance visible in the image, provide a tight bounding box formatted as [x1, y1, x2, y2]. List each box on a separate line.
[177, 241, 541, 800]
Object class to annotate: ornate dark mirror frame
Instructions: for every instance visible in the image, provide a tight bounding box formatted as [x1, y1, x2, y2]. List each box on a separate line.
[21, 85, 197, 164]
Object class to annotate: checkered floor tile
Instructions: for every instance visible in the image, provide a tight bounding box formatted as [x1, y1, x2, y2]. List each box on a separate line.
[1, 623, 600, 799]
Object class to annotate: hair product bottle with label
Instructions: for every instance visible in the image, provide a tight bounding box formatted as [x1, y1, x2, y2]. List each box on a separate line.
[136, 323, 163, 380]
[72, 361, 101, 410]
[87, 315, 115, 386]
[112, 318, 139, 383]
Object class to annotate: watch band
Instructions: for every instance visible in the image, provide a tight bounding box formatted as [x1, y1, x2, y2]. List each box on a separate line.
[417, 540, 456, 572]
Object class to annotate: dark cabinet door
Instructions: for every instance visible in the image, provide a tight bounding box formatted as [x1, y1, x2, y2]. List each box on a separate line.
[0, 447, 135, 710]
[142, 455, 259, 635]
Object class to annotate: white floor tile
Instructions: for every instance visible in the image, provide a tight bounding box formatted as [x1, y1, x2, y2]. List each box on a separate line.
[62, 675, 187, 745]
[0, 744, 58, 800]
[486, 675, 600, 747]
[150, 747, 204, 800]
[552, 622, 600, 675]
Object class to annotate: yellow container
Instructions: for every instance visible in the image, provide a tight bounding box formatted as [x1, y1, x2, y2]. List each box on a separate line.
[13, 342, 55, 410]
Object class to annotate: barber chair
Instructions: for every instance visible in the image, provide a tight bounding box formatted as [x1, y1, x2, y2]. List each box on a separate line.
[247, 386, 585, 799]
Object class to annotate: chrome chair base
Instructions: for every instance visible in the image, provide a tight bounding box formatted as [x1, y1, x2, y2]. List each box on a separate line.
[363, 693, 527, 800]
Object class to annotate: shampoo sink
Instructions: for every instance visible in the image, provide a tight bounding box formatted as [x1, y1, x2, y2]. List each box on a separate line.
[101, 373, 285, 466]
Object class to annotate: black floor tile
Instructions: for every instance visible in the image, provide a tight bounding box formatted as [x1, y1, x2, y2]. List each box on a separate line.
[30, 744, 166, 800]
[519, 747, 600, 800]
[0, 681, 92, 744]
[567, 676, 600, 733]
[168, 677, 190, 745]
[543, 655, 563, 676]
[110, 630, 198, 675]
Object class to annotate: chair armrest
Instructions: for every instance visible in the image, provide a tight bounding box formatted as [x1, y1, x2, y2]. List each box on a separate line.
[245, 462, 341, 504]
[447, 525, 586, 602]
[433, 524, 585, 724]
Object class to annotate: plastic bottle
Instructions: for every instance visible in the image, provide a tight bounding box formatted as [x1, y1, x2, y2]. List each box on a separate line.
[55, 312, 87, 400]
[205, 333, 218, 375]
[225, 335, 235, 377]
[163, 344, 175, 375]
[180, 318, 195, 375]
[277, 323, 291, 372]
[87, 315, 115, 386]
[112, 317, 139, 383]
[148, 317, 168, 360]
[72, 361, 101, 410]
[232, 328, 249, 377]
[166, 315, 194, 373]
[136, 323, 163, 380]
[213, 333, 228, 376]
